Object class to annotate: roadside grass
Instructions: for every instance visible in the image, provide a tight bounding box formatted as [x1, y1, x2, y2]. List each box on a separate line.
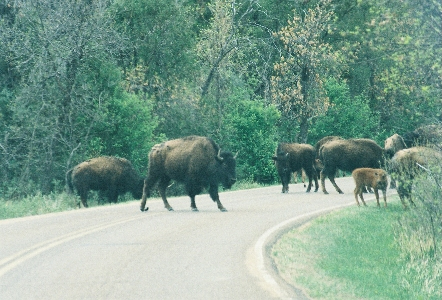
[272, 197, 427, 300]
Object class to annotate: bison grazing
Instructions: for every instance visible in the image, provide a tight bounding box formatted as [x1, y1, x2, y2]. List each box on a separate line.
[352, 168, 388, 207]
[389, 147, 442, 209]
[318, 138, 384, 194]
[66, 156, 144, 208]
[140, 136, 237, 212]
[272, 143, 319, 193]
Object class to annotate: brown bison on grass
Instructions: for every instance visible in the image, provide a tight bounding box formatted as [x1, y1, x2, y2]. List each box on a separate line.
[272, 143, 319, 193]
[140, 136, 237, 212]
[318, 138, 384, 194]
[66, 156, 144, 208]
[389, 147, 442, 209]
[352, 168, 388, 207]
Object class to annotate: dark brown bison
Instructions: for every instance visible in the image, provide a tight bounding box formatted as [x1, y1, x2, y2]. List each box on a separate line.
[314, 136, 344, 158]
[140, 136, 237, 212]
[318, 138, 384, 194]
[384, 124, 442, 158]
[66, 156, 144, 208]
[352, 168, 388, 207]
[389, 147, 442, 209]
[272, 143, 319, 193]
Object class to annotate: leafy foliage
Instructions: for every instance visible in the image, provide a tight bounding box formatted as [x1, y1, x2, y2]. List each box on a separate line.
[309, 78, 382, 144]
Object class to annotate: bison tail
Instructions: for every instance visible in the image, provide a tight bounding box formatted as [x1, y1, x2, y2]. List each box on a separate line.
[65, 168, 74, 194]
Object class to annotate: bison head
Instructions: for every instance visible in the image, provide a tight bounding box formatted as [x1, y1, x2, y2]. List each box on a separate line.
[384, 134, 407, 158]
[272, 151, 291, 193]
[215, 150, 237, 189]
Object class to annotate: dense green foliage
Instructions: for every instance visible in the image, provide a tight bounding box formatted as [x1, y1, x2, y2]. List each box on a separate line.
[0, 0, 441, 196]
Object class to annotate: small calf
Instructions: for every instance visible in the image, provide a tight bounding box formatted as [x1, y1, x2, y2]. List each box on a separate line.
[352, 168, 388, 207]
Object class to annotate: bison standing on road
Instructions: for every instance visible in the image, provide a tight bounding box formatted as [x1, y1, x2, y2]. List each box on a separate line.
[140, 136, 237, 212]
[272, 143, 319, 193]
[389, 147, 442, 209]
[66, 156, 144, 208]
[318, 138, 384, 194]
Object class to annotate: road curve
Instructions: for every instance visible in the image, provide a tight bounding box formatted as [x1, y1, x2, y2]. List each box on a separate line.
[0, 177, 395, 299]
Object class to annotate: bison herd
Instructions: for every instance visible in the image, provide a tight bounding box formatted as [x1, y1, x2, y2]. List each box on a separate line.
[66, 125, 442, 211]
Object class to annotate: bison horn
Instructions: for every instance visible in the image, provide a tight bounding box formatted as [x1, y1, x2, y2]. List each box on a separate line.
[217, 149, 224, 161]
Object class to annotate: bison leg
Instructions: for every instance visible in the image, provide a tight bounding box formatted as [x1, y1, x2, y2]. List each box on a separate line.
[140, 177, 159, 212]
[328, 174, 344, 194]
[374, 189, 380, 207]
[382, 188, 387, 207]
[320, 171, 329, 194]
[189, 195, 198, 212]
[158, 178, 173, 211]
[354, 188, 361, 206]
[209, 184, 227, 212]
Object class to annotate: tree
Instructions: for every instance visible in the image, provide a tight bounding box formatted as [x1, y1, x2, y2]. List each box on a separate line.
[271, 0, 342, 142]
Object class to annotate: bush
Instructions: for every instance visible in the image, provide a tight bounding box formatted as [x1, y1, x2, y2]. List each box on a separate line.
[393, 169, 442, 299]
[224, 98, 280, 183]
[309, 78, 382, 144]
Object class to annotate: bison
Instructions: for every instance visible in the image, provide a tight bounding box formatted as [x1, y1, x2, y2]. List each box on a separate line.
[389, 147, 442, 209]
[318, 138, 384, 194]
[352, 168, 388, 207]
[272, 143, 319, 193]
[384, 124, 442, 158]
[140, 136, 237, 212]
[66, 156, 144, 208]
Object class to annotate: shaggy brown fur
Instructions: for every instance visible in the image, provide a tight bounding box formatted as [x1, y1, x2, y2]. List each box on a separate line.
[389, 147, 442, 208]
[352, 168, 388, 207]
[272, 143, 319, 193]
[140, 136, 237, 212]
[318, 138, 384, 194]
[66, 156, 144, 208]
[384, 124, 442, 158]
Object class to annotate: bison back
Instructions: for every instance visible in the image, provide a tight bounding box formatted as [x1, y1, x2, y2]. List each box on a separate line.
[148, 136, 219, 183]
[320, 139, 383, 172]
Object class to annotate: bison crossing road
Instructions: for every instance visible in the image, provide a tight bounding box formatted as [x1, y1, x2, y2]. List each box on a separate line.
[1, 177, 397, 300]
[140, 136, 237, 212]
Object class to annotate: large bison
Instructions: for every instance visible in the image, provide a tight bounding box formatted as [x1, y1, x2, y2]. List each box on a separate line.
[66, 156, 144, 208]
[272, 143, 319, 193]
[384, 124, 442, 158]
[140, 136, 237, 212]
[318, 138, 384, 194]
[389, 147, 442, 208]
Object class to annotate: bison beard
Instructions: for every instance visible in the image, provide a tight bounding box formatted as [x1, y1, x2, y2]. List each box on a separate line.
[140, 136, 237, 212]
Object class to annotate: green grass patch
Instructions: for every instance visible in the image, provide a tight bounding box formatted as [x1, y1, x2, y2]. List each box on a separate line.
[272, 198, 420, 299]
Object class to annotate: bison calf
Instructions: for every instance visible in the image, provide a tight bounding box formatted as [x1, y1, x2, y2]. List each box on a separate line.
[352, 168, 388, 207]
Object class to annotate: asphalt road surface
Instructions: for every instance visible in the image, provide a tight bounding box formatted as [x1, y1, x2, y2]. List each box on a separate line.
[0, 177, 396, 300]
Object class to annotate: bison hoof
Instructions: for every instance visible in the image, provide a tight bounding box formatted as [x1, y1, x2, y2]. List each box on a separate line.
[192, 207, 199, 212]
[140, 207, 149, 212]
[167, 207, 174, 211]
[339, 191, 344, 194]
[220, 208, 227, 212]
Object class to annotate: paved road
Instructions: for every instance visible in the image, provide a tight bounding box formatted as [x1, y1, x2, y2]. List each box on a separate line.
[0, 177, 395, 299]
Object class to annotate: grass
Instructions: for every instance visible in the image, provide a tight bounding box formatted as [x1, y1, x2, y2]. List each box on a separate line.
[272, 197, 424, 300]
